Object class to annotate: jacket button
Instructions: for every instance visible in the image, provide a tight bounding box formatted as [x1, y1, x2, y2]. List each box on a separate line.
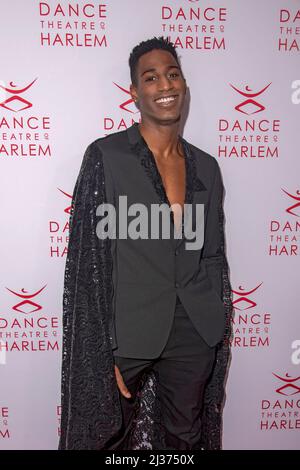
[175, 282, 179, 288]
[175, 249, 179, 256]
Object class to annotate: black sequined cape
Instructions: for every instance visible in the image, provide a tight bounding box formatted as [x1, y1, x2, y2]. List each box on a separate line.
[58, 125, 233, 450]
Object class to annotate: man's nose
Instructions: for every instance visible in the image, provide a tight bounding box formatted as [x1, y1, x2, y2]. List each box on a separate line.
[158, 75, 174, 91]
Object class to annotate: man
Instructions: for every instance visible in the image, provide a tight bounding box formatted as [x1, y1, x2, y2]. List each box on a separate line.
[59, 36, 232, 451]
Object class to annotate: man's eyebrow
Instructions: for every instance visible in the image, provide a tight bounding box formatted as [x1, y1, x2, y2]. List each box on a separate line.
[141, 65, 180, 77]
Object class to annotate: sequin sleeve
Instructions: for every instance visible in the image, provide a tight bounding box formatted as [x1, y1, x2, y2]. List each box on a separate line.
[58, 142, 122, 449]
[199, 160, 233, 450]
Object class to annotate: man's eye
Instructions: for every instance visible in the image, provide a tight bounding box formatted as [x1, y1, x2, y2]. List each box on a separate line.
[145, 72, 179, 82]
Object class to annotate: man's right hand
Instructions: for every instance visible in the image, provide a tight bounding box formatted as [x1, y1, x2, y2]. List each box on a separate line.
[114, 364, 132, 399]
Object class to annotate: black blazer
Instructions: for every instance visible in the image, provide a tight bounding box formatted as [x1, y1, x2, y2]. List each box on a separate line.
[92, 122, 226, 358]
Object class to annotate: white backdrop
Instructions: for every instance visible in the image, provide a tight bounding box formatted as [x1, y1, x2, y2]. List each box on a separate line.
[0, 0, 299, 450]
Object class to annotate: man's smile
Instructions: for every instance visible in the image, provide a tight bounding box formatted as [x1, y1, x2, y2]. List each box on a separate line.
[154, 94, 178, 106]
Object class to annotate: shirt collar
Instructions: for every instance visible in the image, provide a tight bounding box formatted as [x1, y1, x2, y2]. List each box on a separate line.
[127, 121, 207, 193]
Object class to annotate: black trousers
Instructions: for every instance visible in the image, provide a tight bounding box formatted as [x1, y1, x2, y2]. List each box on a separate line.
[107, 298, 216, 450]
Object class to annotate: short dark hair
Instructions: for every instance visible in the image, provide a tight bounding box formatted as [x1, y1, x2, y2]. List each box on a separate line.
[129, 36, 183, 86]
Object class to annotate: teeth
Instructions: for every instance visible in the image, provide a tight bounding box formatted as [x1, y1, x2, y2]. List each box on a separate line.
[156, 96, 176, 103]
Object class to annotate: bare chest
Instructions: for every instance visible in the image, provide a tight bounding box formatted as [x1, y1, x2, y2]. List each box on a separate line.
[152, 153, 186, 229]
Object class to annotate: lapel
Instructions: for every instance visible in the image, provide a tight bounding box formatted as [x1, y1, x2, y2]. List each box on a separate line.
[127, 122, 207, 250]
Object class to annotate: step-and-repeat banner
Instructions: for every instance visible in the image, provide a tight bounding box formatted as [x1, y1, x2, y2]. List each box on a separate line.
[0, 0, 299, 450]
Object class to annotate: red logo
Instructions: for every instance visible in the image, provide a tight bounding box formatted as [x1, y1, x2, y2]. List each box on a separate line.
[5, 285, 47, 314]
[113, 82, 139, 114]
[230, 83, 271, 115]
[282, 188, 300, 217]
[57, 188, 72, 215]
[273, 373, 300, 396]
[0, 78, 37, 113]
[232, 283, 263, 310]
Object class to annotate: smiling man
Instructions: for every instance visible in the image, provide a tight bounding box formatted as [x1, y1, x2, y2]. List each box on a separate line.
[59, 36, 232, 451]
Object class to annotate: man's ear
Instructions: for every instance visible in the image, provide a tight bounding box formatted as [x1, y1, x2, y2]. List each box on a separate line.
[184, 78, 187, 94]
[130, 84, 138, 103]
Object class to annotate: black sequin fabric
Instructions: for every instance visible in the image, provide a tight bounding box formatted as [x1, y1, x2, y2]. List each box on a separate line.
[58, 136, 233, 450]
